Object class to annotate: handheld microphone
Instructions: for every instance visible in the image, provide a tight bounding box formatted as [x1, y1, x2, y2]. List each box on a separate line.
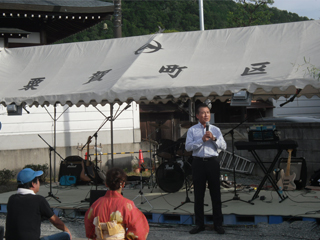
[206, 122, 209, 131]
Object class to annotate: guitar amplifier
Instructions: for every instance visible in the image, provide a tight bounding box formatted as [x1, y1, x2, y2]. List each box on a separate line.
[59, 156, 83, 185]
[278, 157, 307, 190]
[59, 176, 77, 186]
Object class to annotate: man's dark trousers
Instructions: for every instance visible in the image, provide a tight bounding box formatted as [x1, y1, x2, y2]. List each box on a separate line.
[192, 156, 223, 227]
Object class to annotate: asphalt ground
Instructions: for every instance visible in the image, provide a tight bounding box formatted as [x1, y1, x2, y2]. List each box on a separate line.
[1, 173, 319, 239]
[1, 213, 320, 240]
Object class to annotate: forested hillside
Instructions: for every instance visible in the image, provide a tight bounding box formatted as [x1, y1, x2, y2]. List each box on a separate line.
[57, 0, 309, 44]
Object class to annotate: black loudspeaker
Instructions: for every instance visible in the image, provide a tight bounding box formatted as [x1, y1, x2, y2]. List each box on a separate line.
[278, 157, 307, 190]
[59, 156, 84, 185]
[90, 190, 107, 206]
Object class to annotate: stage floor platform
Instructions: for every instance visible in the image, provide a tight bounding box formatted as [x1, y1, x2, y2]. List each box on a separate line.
[1, 181, 320, 226]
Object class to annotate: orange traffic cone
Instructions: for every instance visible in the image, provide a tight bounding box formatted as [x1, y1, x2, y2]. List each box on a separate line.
[139, 149, 144, 170]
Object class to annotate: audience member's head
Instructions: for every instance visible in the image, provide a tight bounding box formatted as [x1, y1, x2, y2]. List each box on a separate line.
[17, 168, 43, 189]
[106, 168, 127, 191]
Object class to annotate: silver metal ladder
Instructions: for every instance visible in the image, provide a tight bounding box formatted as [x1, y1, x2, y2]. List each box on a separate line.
[219, 150, 255, 174]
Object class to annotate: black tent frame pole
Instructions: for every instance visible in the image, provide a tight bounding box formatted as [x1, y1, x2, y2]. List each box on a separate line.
[111, 103, 114, 167]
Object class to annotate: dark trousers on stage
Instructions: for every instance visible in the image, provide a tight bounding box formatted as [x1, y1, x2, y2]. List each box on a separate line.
[192, 156, 223, 227]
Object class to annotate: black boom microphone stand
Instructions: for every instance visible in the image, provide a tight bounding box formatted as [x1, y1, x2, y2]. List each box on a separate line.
[38, 134, 62, 203]
[280, 89, 302, 107]
[80, 103, 132, 203]
[222, 118, 253, 205]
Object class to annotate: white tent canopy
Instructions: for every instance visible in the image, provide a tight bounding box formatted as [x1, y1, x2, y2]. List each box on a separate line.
[1, 20, 320, 107]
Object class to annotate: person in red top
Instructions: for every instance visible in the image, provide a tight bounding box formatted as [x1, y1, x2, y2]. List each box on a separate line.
[84, 168, 149, 240]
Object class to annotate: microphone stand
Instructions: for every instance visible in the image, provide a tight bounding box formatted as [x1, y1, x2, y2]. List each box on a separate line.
[91, 132, 99, 191]
[280, 89, 301, 107]
[143, 128, 159, 193]
[149, 141, 158, 193]
[222, 118, 253, 205]
[174, 154, 200, 210]
[80, 103, 131, 201]
[80, 117, 110, 200]
[38, 134, 62, 203]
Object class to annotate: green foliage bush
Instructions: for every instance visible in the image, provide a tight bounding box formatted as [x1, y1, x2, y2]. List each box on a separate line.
[0, 169, 16, 185]
[23, 164, 49, 183]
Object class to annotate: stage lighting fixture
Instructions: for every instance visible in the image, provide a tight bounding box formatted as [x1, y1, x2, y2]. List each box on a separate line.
[7, 104, 22, 115]
[230, 91, 252, 106]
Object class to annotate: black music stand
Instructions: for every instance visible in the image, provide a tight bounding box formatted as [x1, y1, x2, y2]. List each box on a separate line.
[222, 119, 253, 205]
[38, 134, 62, 203]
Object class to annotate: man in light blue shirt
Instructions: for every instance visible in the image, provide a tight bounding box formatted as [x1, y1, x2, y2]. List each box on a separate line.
[186, 103, 226, 235]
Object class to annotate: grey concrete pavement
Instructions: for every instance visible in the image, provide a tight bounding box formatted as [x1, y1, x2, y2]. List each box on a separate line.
[1, 214, 320, 240]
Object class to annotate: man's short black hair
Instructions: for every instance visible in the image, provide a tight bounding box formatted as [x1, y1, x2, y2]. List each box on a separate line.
[17, 177, 39, 189]
[196, 103, 210, 115]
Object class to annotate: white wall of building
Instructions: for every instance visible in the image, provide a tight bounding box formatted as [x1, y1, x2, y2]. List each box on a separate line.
[273, 96, 320, 118]
[0, 102, 141, 151]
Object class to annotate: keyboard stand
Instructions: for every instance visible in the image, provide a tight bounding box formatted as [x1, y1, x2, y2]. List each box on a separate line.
[248, 149, 287, 203]
[234, 140, 298, 203]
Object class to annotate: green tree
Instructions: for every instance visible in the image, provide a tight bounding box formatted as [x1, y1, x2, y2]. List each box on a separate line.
[227, 0, 274, 27]
[55, 0, 310, 44]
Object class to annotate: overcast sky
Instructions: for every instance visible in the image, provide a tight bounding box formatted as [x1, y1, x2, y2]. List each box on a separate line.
[271, 0, 320, 20]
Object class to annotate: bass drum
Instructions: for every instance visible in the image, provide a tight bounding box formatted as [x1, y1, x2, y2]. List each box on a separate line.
[156, 162, 184, 193]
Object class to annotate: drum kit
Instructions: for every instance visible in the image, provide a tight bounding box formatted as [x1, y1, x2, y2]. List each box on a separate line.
[146, 136, 193, 193]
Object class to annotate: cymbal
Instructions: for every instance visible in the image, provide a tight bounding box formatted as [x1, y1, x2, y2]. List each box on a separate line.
[142, 138, 159, 145]
[179, 132, 188, 139]
[177, 149, 192, 157]
[157, 152, 175, 161]
[150, 123, 169, 129]
[181, 122, 198, 128]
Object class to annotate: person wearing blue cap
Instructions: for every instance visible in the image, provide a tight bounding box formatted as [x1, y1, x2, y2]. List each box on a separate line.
[5, 168, 72, 240]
